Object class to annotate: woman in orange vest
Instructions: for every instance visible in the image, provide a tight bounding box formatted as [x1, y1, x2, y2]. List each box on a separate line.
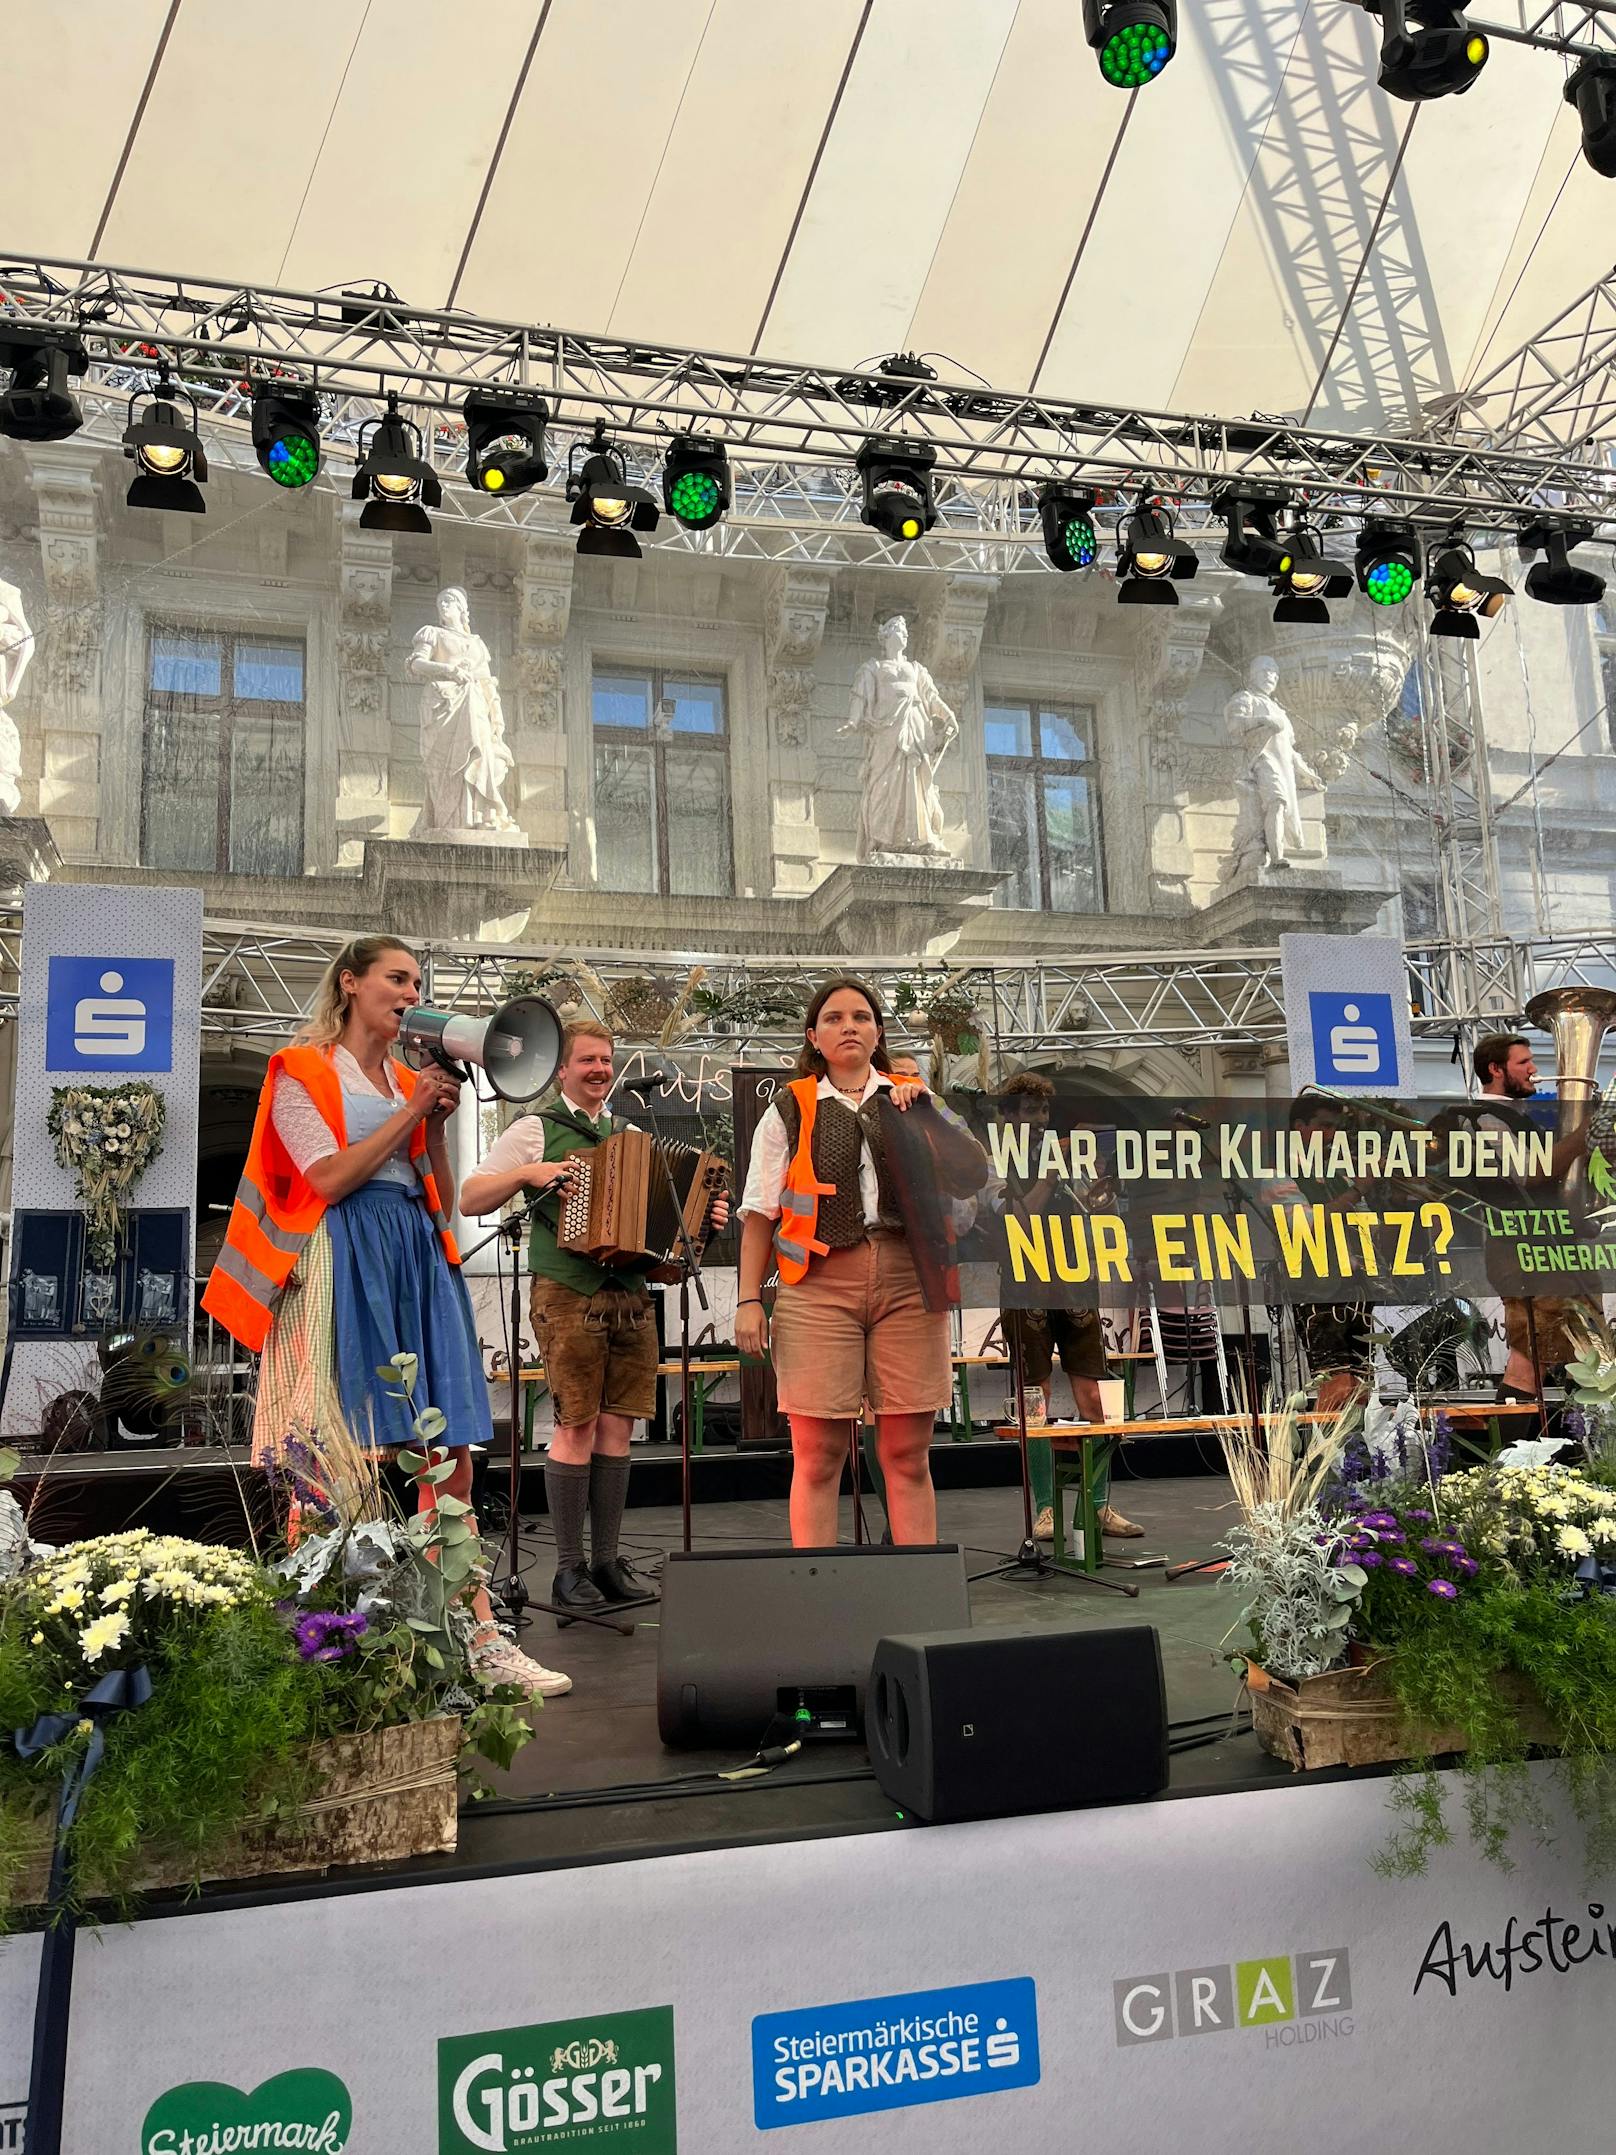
[735, 976, 952, 1547]
[202, 934, 568, 1699]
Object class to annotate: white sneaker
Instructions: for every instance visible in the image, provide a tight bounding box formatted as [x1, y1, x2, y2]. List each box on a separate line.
[1033, 1506, 1054, 1542]
[472, 1634, 572, 1698]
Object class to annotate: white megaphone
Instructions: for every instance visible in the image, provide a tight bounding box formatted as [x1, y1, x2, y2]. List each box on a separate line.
[398, 995, 563, 1103]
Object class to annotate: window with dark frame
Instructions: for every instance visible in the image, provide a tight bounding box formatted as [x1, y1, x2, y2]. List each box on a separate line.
[983, 698, 1104, 912]
[590, 667, 733, 898]
[142, 627, 306, 877]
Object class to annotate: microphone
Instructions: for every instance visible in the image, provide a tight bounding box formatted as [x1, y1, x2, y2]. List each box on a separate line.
[617, 1068, 671, 1098]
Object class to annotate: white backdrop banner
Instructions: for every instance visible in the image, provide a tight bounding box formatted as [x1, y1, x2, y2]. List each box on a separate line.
[0, 1765, 1602, 2153]
[1, 883, 203, 1438]
[1280, 932, 1416, 1099]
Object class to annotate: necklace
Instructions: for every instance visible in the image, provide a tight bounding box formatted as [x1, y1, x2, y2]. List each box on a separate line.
[830, 1077, 868, 1102]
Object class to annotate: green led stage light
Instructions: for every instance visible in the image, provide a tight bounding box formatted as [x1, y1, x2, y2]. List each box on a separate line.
[1038, 481, 1099, 571]
[662, 434, 731, 531]
[1084, 1, 1177, 89]
[252, 382, 321, 490]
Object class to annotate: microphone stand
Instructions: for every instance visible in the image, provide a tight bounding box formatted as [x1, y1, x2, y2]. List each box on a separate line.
[625, 1077, 711, 1556]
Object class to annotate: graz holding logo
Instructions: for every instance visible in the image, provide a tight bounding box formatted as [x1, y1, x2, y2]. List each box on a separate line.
[1114, 1948, 1353, 2049]
[437, 2006, 677, 2154]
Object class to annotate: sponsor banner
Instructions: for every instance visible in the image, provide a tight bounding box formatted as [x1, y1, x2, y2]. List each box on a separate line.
[1, 884, 203, 1438]
[1281, 933, 1416, 1097]
[0, 1932, 40, 2153]
[50, 1765, 1616, 2152]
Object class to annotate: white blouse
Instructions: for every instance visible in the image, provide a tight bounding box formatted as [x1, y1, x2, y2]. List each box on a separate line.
[739, 1070, 892, 1227]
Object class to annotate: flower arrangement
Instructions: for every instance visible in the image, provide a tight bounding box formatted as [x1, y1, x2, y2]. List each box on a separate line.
[46, 1080, 166, 1264]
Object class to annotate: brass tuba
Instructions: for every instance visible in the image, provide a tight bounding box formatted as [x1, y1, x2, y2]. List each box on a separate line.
[1523, 986, 1616, 1209]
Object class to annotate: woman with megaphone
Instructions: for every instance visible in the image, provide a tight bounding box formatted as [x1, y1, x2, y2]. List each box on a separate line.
[202, 934, 570, 1701]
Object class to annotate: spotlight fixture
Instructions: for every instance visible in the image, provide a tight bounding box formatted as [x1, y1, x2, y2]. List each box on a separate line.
[856, 436, 938, 544]
[1566, 56, 1616, 179]
[1355, 519, 1424, 606]
[251, 381, 321, 490]
[122, 368, 208, 514]
[567, 419, 659, 558]
[1271, 520, 1353, 622]
[1116, 501, 1197, 606]
[1369, 0, 1488, 103]
[1519, 521, 1606, 608]
[0, 327, 88, 442]
[352, 393, 441, 534]
[1426, 534, 1510, 638]
[662, 432, 731, 531]
[463, 388, 550, 497]
[1082, 0, 1177, 87]
[1038, 481, 1099, 571]
[1213, 487, 1292, 579]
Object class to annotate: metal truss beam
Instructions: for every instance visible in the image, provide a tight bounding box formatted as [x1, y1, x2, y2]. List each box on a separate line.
[3, 258, 1614, 542]
[1431, 260, 1616, 455]
[0, 910, 1610, 1057]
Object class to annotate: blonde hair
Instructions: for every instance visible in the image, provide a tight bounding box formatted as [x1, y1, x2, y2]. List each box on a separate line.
[297, 937, 420, 1047]
[560, 1018, 614, 1064]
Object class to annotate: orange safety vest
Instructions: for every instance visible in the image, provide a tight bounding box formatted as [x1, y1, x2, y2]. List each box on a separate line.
[772, 1079, 838, 1283]
[200, 1046, 461, 1351]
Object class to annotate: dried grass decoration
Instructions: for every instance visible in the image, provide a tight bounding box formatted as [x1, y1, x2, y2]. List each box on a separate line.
[47, 1081, 166, 1265]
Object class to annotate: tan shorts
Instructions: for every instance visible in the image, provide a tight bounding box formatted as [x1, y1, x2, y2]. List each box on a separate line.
[1502, 1294, 1598, 1372]
[530, 1278, 659, 1429]
[771, 1234, 952, 1419]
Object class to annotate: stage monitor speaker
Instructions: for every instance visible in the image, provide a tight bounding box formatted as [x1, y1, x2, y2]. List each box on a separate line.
[657, 1545, 970, 1747]
[867, 1622, 1168, 1823]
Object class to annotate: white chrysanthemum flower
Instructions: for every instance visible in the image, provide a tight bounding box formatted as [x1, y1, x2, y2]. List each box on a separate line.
[78, 1609, 130, 1662]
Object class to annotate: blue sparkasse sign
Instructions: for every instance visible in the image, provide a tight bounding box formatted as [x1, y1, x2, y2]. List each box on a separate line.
[752, 1976, 1040, 2129]
[44, 956, 176, 1074]
[1307, 989, 1398, 1088]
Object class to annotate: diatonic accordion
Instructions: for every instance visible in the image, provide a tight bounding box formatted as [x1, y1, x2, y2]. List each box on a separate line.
[556, 1128, 727, 1270]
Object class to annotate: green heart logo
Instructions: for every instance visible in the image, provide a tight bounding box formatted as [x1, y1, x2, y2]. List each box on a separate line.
[141, 2068, 352, 2154]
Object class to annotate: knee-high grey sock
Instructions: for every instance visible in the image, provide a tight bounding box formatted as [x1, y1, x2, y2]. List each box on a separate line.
[589, 1452, 632, 1566]
[544, 1459, 593, 1571]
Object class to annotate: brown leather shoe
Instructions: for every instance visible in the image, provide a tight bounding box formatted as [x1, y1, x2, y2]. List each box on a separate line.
[1099, 1505, 1144, 1538]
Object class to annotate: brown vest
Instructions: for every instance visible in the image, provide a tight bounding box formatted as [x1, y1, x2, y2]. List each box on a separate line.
[776, 1086, 903, 1248]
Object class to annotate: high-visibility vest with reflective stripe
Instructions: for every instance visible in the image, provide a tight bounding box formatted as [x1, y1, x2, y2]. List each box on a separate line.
[201, 1046, 461, 1351]
[772, 1078, 841, 1285]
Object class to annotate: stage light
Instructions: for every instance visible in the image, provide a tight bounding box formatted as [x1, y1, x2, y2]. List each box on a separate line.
[251, 381, 321, 490]
[1519, 520, 1607, 607]
[122, 369, 208, 513]
[1566, 57, 1616, 179]
[0, 327, 88, 442]
[353, 394, 441, 534]
[1271, 520, 1353, 622]
[1371, 0, 1488, 103]
[463, 388, 550, 497]
[567, 419, 659, 558]
[1116, 501, 1197, 606]
[662, 433, 731, 532]
[1355, 519, 1423, 606]
[1213, 488, 1292, 579]
[1083, 0, 1177, 88]
[1427, 535, 1510, 638]
[856, 436, 938, 543]
[1037, 481, 1099, 571]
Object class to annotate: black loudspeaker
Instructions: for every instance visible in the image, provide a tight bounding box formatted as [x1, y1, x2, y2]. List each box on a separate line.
[657, 1545, 970, 1747]
[867, 1622, 1169, 1823]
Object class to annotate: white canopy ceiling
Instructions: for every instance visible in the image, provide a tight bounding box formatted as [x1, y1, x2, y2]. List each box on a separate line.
[3, 0, 1607, 439]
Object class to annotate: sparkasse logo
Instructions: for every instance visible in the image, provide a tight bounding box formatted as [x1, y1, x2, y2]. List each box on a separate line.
[1114, 1948, 1353, 2048]
[437, 2005, 676, 2153]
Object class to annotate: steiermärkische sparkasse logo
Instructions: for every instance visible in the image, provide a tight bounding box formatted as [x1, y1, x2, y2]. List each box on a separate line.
[751, 1976, 1040, 2129]
[1114, 1948, 1353, 2048]
[141, 2068, 352, 2153]
[438, 2006, 676, 2152]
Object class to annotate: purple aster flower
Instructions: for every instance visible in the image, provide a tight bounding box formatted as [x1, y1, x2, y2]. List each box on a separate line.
[1456, 1556, 1478, 1578]
[1420, 1537, 1466, 1558]
[293, 1609, 368, 1661]
[1359, 1511, 1400, 1531]
[1426, 1578, 1460, 1600]
[1405, 1509, 1433, 1523]
[1387, 1556, 1419, 1576]
[1375, 1528, 1407, 1547]
[1356, 1551, 1383, 1569]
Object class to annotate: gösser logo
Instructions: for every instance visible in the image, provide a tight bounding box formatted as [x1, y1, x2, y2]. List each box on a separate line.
[45, 954, 175, 1073]
[751, 1976, 1040, 2129]
[1114, 1949, 1353, 2047]
[437, 2005, 676, 2153]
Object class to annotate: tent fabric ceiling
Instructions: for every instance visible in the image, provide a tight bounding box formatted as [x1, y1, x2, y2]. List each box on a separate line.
[3, 0, 1607, 441]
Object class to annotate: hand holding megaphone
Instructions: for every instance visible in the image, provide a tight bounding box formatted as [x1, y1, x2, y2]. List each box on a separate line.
[409, 1063, 463, 1124]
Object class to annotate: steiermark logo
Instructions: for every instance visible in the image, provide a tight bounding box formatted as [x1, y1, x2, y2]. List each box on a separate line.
[439, 2006, 676, 2153]
[1114, 1948, 1353, 2049]
[141, 2069, 352, 2153]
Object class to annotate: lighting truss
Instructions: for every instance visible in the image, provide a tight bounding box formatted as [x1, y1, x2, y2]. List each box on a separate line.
[1424, 258, 1616, 454]
[1, 259, 1614, 560]
[0, 906, 1609, 1054]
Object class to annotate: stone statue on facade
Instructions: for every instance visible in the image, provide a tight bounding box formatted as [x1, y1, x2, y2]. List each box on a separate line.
[405, 586, 522, 843]
[1217, 655, 1324, 884]
[839, 613, 961, 866]
[0, 578, 35, 817]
